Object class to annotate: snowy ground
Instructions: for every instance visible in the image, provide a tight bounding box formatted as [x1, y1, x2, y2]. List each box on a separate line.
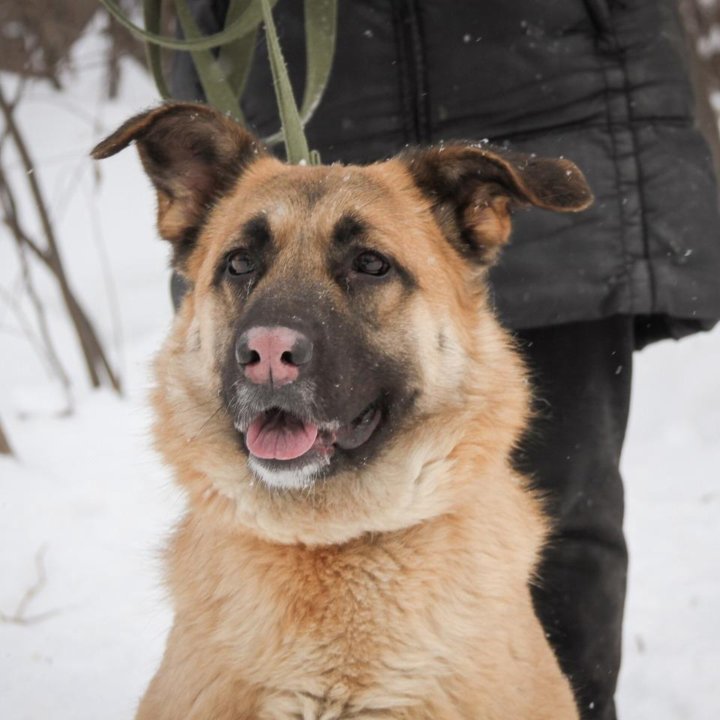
[1, 29, 719, 720]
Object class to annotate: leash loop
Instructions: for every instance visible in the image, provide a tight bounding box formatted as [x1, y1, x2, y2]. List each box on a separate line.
[100, 0, 337, 164]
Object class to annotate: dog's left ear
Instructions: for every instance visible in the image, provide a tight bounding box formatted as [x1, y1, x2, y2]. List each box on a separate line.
[92, 102, 266, 268]
[401, 144, 593, 264]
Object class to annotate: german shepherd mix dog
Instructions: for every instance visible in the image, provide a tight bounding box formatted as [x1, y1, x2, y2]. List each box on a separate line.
[93, 103, 592, 720]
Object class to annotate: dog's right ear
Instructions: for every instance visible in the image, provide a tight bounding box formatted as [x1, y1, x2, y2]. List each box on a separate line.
[91, 103, 266, 268]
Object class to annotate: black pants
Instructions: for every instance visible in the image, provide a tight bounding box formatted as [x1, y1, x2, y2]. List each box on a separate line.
[514, 316, 633, 720]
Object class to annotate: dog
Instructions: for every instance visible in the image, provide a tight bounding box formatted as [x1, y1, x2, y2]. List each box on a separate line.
[92, 103, 592, 720]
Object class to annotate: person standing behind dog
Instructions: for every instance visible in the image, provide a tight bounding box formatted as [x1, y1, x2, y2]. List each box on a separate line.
[170, 2, 720, 718]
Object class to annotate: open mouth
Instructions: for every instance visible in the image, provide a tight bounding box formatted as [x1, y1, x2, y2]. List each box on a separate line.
[244, 402, 382, 464]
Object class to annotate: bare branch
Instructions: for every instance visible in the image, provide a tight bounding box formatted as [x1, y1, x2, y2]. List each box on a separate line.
[0, 0, 97, 84]
[16, 244, 73, 413]
[101, 10, 147, 99]
[0, 165, 73, 410]
[0, 546, 60, 625]
[0, 81, 122, 393]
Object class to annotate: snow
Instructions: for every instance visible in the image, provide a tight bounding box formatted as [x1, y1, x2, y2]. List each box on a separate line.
[1, 25, 719, 720]
[617, 328, 720, 719]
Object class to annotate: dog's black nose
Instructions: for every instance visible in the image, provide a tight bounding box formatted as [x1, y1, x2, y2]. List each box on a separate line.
[236, 326, 313, 386]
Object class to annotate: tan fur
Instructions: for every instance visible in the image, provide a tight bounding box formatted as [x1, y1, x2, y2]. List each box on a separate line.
[94, 105, 584, 719]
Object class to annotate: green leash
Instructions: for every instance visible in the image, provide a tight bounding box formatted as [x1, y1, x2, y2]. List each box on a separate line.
[100, 0, 337, 165]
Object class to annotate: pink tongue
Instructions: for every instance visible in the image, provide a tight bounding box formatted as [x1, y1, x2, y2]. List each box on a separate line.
[246, 412, 319, 461]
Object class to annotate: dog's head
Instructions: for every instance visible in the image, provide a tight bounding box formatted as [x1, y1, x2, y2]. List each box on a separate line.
[93, 103, 591, 543]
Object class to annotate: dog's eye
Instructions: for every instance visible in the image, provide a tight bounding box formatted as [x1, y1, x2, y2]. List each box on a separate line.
[227, 251, 255, 276]
[353, 251, 390, 277]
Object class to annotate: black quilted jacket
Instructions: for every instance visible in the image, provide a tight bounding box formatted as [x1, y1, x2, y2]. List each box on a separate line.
[173, 0, 720, 345]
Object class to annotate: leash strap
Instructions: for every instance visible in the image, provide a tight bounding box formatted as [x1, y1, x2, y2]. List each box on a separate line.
[173, 0, 245, 123]
[260, 0, 309, 163]
[142, 0, 171, 98]
[101, 0, 274, 50]
[263, 0, 337, 148]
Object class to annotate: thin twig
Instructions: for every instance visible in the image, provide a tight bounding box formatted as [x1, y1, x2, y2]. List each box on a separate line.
[0, 167, 74, 412]
[0, 546, 59, 625]
[0, 80, 121, 393]
[0, 79, 25, 156]
[15, 242, 74, 415]
[83, 179, 125, 379]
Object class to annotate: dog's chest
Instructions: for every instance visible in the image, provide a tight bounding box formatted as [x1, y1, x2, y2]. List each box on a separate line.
[191, 533, 468, 718]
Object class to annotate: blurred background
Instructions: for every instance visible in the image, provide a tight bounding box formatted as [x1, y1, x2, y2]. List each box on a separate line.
[0, 2, 718, 718]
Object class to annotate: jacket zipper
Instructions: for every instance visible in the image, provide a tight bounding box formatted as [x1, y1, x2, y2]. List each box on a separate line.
[392, 0, 431, 145]
[584, 0, 613, 36]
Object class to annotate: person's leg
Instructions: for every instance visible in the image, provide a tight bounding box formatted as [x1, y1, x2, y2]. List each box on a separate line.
[513, 316, 633, 720]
